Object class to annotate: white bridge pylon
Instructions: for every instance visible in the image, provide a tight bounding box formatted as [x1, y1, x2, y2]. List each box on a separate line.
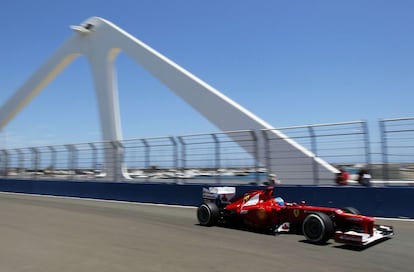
[0, 17, 338, 183]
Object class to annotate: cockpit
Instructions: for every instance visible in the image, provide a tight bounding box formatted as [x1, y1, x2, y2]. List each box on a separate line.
[274, 197, 285, 206]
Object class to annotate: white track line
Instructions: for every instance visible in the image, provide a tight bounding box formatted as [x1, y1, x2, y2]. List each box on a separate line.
[0, 191, 197, 209]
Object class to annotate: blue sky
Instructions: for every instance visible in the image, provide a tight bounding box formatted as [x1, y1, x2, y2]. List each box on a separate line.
[0, 0, 413, 148]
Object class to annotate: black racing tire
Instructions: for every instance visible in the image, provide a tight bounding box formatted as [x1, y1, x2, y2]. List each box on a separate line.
[197, 202, 219, 226]
[302, 212, 334, 244]
[341, 207, 360, 215]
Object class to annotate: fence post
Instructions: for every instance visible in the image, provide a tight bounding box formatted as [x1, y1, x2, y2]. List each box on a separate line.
[16, 149, 24, 175]
[47, 146, 56, 173]
[65, 145, 75, 179]
[177, 136, 186, 181]
[141, 139, 150, 170]
[30, 147, 39, 179]
[250, 130, 260, 184]
[88, 143, 97, 173]
[169, 137, 178, 182]
[308, 126, 319, 185]
[0, 150, 8, 177]
[261, 130, 271, 177]
[379, 119, 389, 181]
[362, 121, 372, 173]
[212, 133, 221, 184]
[110, 141, 124, 182]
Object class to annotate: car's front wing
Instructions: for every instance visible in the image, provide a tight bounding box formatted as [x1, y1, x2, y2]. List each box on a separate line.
[334, 225, 394, 246]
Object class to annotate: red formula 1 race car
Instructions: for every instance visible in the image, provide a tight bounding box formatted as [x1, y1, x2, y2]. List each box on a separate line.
[197, 186, 394, 246]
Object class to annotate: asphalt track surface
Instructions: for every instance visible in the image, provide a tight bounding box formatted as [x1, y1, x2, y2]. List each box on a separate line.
[0, 193, 412, 272]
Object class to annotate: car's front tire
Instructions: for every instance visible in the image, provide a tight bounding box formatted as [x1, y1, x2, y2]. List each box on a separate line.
[302, 212, 334, 244]
[197, 202, 219, 226]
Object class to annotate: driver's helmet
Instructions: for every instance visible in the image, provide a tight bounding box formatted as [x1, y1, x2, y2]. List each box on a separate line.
[274, 197, 285, 206]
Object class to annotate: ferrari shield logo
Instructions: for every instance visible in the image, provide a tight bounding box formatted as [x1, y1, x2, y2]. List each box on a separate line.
[293, 209, 300, 218]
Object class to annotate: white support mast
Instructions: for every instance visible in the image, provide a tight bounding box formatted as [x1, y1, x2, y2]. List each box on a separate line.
[0, 17, 338, 183]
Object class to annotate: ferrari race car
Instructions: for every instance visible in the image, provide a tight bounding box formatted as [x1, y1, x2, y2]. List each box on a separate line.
[197, 186, 394, 246]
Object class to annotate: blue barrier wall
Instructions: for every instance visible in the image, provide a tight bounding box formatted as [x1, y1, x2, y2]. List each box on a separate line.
[0, 179, 412, 218]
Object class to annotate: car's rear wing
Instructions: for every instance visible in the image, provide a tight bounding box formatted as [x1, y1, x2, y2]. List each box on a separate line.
[202, 187, 236, 206]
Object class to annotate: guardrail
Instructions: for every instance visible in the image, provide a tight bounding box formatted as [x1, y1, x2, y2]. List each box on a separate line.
[1, 118, 413, 184]
[0, 179, 412, 218]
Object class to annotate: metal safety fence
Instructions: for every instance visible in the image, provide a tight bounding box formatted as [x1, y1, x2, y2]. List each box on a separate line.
[1, 117, 413, 184]
[262, 121, 370, 183]
[380, 117, 414, 181]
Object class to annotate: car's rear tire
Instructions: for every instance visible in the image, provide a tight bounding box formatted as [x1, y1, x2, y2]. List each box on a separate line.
[302, 212, 334, 244]
[197, 202, 219, 226]
[341, 207, 360, 215]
